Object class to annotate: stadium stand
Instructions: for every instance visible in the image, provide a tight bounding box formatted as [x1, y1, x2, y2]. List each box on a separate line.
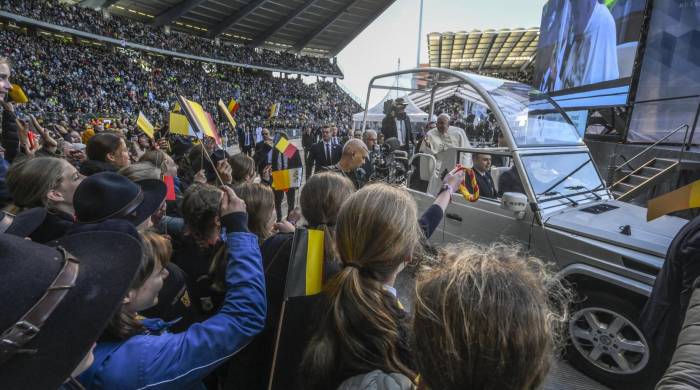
[0, 26, 360, 129]
[0, 0, 343, 76]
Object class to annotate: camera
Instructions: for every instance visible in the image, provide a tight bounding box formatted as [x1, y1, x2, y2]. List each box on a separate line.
[368, 137, 409, 185]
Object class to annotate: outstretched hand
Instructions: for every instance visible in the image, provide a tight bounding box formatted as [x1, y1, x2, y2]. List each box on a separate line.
[29, 114, 58, 150]
[443, 166, 466, 191]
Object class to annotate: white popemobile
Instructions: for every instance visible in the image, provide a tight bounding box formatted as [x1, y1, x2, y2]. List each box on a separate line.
[361, 68, 688, 389]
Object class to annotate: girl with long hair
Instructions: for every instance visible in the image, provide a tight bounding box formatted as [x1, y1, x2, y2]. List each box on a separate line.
[225, 172, 356, 390]
[81, 132, 131, 175]
[300, 183, 422, 390]
[5, 156, 84, 242]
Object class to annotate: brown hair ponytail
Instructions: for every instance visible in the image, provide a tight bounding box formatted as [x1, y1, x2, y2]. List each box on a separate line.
[300, 183, 421, 389]
[300, 172, 356, 272]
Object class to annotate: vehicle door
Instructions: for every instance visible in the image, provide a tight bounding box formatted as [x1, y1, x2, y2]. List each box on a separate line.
[439, 148, 539, 249]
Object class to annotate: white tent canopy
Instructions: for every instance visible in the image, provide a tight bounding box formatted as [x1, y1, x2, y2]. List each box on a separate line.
[352, 95, 429, 130]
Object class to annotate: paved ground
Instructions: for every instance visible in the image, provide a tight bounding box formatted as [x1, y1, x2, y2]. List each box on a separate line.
[226, 138, 609, 389]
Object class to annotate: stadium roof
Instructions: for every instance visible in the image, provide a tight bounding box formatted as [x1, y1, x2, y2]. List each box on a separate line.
[427, 28, 539, 72]
[97, 0, 396, 57]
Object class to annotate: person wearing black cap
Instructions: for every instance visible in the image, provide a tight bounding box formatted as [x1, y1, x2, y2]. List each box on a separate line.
[70, 172, 201, 332]
[0, 228, 143, 389]
[381, 98, 414, 152]
[78, 186, 267, 389]
[72, 172, 166, 230]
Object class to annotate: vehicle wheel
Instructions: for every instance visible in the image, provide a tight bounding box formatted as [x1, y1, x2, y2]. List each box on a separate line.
[566, 289, 656, 389]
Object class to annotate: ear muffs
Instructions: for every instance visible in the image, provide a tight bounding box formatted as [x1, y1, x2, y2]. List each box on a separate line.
[456, 165, 480, 203]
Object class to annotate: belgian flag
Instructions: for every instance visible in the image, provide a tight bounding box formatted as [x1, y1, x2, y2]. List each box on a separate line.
[268, 228, 327, 389]
[284, 228, 325, 298]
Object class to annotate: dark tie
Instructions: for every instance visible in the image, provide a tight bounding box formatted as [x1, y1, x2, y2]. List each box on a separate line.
[325, 144, 331, 163]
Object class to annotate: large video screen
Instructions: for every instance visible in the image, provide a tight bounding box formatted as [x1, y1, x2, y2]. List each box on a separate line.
[627, 0, 700, 144]
[534, 0, 647, 95]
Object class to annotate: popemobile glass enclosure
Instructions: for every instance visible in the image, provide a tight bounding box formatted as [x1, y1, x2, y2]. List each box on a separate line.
[361, 67, 610, 217]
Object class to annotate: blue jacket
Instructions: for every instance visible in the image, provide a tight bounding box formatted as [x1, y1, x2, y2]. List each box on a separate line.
[80, 213, 266, 389]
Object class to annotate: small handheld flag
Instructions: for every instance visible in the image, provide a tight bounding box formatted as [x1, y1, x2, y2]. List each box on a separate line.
[647, 179, 700, 221]
[8, 84, 28, 104]
[227, 98, 240, 116]
[178, 97, 221, 145]
[136, 112, 155, 139]
[218, 99, 237, 129]
[272, 168, 303, 192]
[177, 95, 225, 185]
[275, 137, 298, 159]
[169, 112, 195, 137]
[269, 103, 280, 119]
[163, 175, 177, 201]
[284, 228, 325, 298]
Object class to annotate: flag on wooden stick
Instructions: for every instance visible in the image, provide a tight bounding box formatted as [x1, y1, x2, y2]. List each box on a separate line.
[136, 112, 155, 139]
[177, 96, 221, 145]
[218, 99, 237, 129]
[227, 98, 240, 116]
[169, 112, 195, 137]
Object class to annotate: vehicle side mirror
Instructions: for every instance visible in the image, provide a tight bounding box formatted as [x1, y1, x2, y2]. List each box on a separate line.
[501, 192, 528, 220]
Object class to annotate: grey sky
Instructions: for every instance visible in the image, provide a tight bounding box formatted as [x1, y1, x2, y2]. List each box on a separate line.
[336, 0, 547, 106]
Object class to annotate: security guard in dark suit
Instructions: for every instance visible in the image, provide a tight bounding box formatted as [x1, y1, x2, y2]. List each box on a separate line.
[469, 153, 498, 199]
[306, 125, 342, 179]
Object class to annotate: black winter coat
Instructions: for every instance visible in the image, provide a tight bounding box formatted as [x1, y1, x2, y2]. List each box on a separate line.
[640, 215, 700, 382]
[380, 114, 413, 150]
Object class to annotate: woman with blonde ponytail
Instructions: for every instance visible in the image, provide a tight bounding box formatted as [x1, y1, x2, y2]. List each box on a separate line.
[225, 172, 356, 389]
[300, 182, 423, 390]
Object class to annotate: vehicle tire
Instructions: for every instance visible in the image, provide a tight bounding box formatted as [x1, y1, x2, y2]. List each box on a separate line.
[566, 289, 657, 389]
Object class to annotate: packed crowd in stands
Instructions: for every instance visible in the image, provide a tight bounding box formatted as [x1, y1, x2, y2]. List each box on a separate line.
[486, 66, 534, 85]
[1, 0, 342, 76]
[1, 27, 359, 130]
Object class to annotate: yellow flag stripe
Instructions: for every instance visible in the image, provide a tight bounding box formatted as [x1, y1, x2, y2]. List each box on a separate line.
[136, 112, 154, 138]
[9, 84, 28, 103]
[271, 170, 290, 191]
[169, 112, 193, 136]
[305, 229, 324, 295]
[647, 179, 700, 221]
[275, 137, 289, 154]
[690, 181, 700, 208]
[186, 99, 219, 141]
